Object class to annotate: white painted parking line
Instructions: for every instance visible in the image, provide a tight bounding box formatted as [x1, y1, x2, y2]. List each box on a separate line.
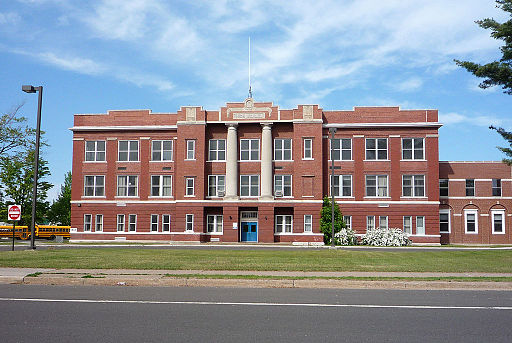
[1, 297, 511, 310]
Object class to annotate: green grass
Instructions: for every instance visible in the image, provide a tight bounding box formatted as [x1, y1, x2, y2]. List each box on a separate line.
[1, 248, 512, 273]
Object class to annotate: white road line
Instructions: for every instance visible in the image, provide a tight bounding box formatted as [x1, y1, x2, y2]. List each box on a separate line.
[0, 298, 511, 310]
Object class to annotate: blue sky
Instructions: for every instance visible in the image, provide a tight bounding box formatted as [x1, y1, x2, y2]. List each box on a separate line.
[1, 0, 512, 200]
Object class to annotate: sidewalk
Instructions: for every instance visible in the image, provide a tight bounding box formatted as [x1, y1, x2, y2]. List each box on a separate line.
[2, 268, 512, 290]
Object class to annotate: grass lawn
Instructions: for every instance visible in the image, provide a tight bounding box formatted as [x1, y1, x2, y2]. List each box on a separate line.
[1, 248, 512, 273]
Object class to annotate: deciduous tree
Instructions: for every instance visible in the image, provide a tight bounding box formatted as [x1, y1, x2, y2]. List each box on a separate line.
[320, 196, 346, 245]
[47, 172, 71, 225]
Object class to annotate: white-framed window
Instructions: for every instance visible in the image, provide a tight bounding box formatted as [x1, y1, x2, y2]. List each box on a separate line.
[439, 210, 450, 233]
[303, 138, 313, 159]
[117, 175, 138, 197]
[403, 216, 412, 234]
[402, 175, 425, 197]
[84, 214, 92, 232]
[185, 177, 195, 196]
[240, 175, 259, 197]
[464, 210, 478, 234]
[274, 175, 292, 197]
[117, 214, 125, 232]
[85, 141, 106, 162]
[151, 214, 159, 232]
[365, 175, 388, 197]
[402, 138, 424, 160]
[367, 216, 375, 231]
[274, 138, 292, 161]
[416, 216, 425, 235]
[162, 214, 171, 232]
[492, 210, 505, 234]
[95, 214, 103, 232]
[84, 175, 105, 197]
[152, 140, 173, 161]
[151, 175, 172, 197]
[304, 215, 313, 232]
[492, 179, 502, 197]
[208, 175, 226, 197]
[330, 138, 351, 161]
[275, 215, 293, 233]
[331, 175, 352, 197]
[379, 216, 388, 229]
[343, 216, 351, 230]
[439, 179, 449, 197]
[207, 215, 223, 233]
[365, 138, 387, 160]
[186, 214, 194, 231]
[186, 140, 195, 160]
[466, 179, 475, 196]
[208, 139, 226, 161]
[128, 214, 137, 232]
[240, 139, 259, 161]
[118, 140, 138, 161]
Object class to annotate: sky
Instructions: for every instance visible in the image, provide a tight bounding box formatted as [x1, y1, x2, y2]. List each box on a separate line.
[1, 0, 512, 201]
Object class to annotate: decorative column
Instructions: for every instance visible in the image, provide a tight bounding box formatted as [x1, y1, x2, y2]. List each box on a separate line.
[225, 124, 238, 200]
[260, 123, 273, 200]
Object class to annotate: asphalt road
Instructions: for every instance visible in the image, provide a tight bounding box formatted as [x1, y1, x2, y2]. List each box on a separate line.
[1, 285, 511, 342]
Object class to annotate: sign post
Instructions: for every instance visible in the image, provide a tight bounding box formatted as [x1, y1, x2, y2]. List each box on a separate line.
[8, 205, 21, 251]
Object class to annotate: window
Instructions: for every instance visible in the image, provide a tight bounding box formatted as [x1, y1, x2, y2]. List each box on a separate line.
[303, 139, 313, 159]
[117, 214, 125, 232]
[331, 138, 351, 161]
[331, 175, 352, 197]
[365, 175, 388, 197]
[128, 214, 137, 232]
[492, 210, 505, 234]
[367, 216, 375, 231]
[274, 138, 292, 161]
[85, 141, 106, 162]
[274, 175, 292, 196]
[240, 139, 259, 161]
[366, 138, 387, 160]
[208, 175, 226, 197]
[207, 215, 223, 233]
[439, 179, 449, 197]
[208, 139, 226, 161]
[117, 175, 138, 197]
[466, 179, 475, 196]
[304, 215, 313, 232]
[151, 175, 172, 197]
[185, 178, 195, 196]
[403, 216, 412, 234]
[275, 215, 293, 233]
[151, 214, 158, 232]
[343, 216, 351, 230]
[379, 216, 388, 229]
[402, 175, 425, 197]
[440, 211, 450, 233]
[84, 214, 92, 232]
[402, 138, 424, 160]
[240, 175, 259, 197]
[493, 179, 502, 196]
[95, 214, 103, 232]
[416, 216, 425, 235]
[84, 175, 105, 197]
[152, 140, 173, 161]
[186, 214, 194, 231]
[186, 140, 195, 160]
[464, 210, 478, 234]
[118, 140, 138, 161]
[162, 214, 171, 232]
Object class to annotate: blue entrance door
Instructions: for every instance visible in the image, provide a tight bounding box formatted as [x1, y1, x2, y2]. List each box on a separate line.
[241, 222, 258, 242]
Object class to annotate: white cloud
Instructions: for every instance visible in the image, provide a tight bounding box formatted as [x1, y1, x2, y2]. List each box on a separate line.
[439, 112, 505, 127]
[393, 77, 423, 92]
[38, 52, 106, 75]
[0, 12, 21, 25]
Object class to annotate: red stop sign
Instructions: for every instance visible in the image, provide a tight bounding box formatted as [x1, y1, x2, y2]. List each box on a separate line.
[8, 205, 21, 221]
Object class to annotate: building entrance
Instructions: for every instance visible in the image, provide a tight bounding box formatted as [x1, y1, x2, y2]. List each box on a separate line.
[240, 211, 258, 242]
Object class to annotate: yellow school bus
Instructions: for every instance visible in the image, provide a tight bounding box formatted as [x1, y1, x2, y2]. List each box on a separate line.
[0, 225, 71, 240]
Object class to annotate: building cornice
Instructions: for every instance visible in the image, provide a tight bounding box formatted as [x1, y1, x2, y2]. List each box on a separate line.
[70, 125, 178, 132]
[323, 122, 442, 129]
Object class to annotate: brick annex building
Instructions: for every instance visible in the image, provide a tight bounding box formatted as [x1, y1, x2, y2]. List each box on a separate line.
[70, 97, 512, 245]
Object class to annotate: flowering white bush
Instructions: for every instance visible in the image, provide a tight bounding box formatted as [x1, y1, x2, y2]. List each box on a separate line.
[334, 226, 358, 245]
[361, 227, 411, 246]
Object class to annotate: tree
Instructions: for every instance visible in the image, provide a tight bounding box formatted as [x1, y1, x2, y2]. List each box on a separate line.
[319, 196, 346, 245]
[0, 103, 36, 156]
[47, 172, 71, 225]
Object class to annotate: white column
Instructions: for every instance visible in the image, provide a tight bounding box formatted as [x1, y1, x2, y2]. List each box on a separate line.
[225, 124, 238, 200]
[260, 123, 273, 200]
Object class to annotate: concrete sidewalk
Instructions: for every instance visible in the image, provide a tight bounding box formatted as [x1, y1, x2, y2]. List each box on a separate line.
[2, 267, 512, 290]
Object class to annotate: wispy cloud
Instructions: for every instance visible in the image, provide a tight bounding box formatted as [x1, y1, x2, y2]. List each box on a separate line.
[393, 77, 423, 92]
[0, 12, 20, 25]
[439, 112, 505, 127]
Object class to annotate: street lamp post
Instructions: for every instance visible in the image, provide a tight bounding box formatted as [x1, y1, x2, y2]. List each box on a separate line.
[329, 127, 337, 248]
[22, 85, 43, 250]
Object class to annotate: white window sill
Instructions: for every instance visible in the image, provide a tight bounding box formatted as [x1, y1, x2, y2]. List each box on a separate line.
[400, 159, 426, 162]
[184, 159, 196, 161]
[82, 196, 106, 199]
[363, 159, 390, 162]
[116, 161, 140, 163]
[206, 160, 226, 163]
[114, 196, 139, 199]
[440, 231, 450, 234]
[150, 160, 174, 163]
[465, 232, 479, 235]
[327, 160, 353, 162]
[302, 158, 314, 161]
[492, 232, 506, 235]
[273, 160, 294, 162]
[203, 232, 224, 235]
[400, 196, 428, 199]
[83, 161, 107, 163]
[364, 196, 391, 199]
[184, 195, 195, 198]
[148, 196, 174, 199]
[238, 160, 261, 162]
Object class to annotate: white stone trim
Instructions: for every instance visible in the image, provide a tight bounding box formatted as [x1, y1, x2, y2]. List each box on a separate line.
[70, 125, 178, 131]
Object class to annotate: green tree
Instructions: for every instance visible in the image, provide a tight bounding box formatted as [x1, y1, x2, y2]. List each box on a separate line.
[0, 103, 36, 156]
[320, 196, 345, 245]
[47, 172, 71, 225]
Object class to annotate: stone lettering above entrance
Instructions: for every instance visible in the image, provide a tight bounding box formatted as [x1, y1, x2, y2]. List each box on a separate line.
[233, 112, 266, 119]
